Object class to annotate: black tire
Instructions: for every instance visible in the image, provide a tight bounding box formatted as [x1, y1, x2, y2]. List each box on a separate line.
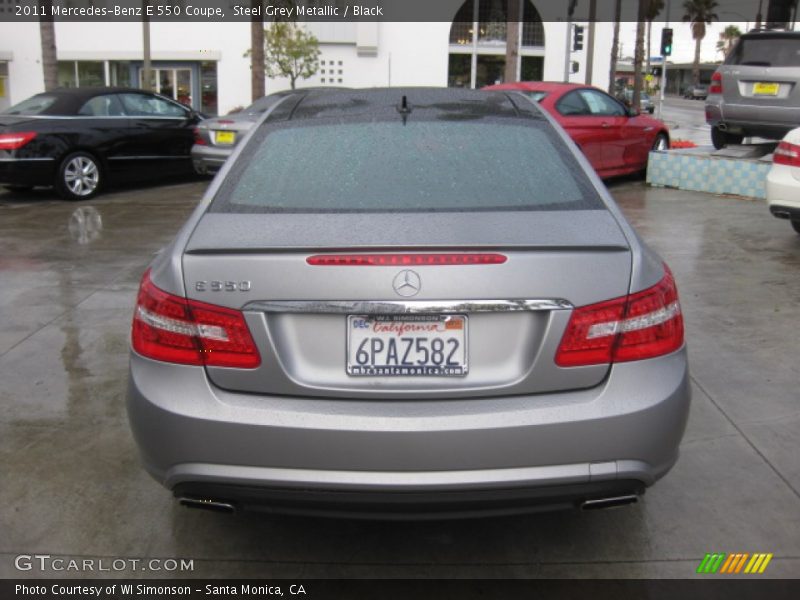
[652, 133, 669, 152]
[55, 151, 102, 201]
[3, 185, 34, 193]
[791, 220, 800, 235]
[711, 126, 743, 150]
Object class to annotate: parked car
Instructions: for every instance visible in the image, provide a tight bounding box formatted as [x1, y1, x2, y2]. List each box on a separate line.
[192, 87, 347, 174]
[706, 30, 800, 149]
[484, 82, 670, 179]
[127, 88, 690, 518]
[766, 126, 800, 235]
[0, 87, 202, 200]
[617, 88, 656, 113]
[683, 84, 708, 100]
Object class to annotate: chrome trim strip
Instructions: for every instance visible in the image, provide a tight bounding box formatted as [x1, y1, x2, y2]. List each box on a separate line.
[5, 115, 187, 120]
[243, 299, 573, 314]
[0, 157, 55, 162]
[107, 155, 190, 160]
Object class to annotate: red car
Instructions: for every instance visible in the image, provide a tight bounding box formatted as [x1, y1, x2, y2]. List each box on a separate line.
[484, 82, 670, 179]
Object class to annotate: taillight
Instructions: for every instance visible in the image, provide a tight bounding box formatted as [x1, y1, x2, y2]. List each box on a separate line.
[307, 253, 507, 266]
[555, 266, 684, 367]
[709, 71, 723, 95]
[192, 127, 206, 146]
[132, 270, 260, 368]
[0, 132, 37, 151]
[773, 141, 800, 168]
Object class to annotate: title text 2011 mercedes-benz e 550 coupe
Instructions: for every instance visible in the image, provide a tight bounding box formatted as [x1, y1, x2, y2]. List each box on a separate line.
[127, 88, 690, 519]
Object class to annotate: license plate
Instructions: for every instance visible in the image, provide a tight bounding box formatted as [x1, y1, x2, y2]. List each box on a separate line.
[753, 82, 779, 96]
[347, 315, 468, 377]
[214, 130, 236, 145]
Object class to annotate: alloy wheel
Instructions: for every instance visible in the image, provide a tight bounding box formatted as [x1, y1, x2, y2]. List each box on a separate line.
[63, 156, 100, 197]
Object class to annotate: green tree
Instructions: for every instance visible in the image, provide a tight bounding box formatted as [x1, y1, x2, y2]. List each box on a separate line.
[682, 0, 719, 85]
[716, 24, 742, 59]
[263, 21, 321, 90]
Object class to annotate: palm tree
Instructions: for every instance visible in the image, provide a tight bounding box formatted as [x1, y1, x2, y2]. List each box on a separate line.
[645, 0, 665, 81]
[608, 0, 622, 95]
[682, 0, 719, 85]
[632, 0, 647, 110]
[250, 0, 265, 101]
[716, 24, 742, 59]
[504, 0, 520, 84]
[38, 0, 57, 91]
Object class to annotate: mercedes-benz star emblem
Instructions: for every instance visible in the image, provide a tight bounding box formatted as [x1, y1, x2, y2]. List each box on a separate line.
[392, 270, 421, 297]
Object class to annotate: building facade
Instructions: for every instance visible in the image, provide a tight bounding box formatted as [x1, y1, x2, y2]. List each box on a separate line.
[0, 0, 614, 115]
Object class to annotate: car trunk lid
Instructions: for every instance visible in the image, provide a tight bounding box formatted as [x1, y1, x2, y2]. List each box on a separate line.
[182, 210, 633, 399]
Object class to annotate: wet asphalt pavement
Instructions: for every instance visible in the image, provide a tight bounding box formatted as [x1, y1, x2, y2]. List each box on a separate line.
[1, 179, 798, 579]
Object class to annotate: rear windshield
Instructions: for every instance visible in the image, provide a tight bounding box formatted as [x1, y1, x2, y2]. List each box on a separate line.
[523, 91, 548, 102]
[3, 95, 58, 115]
[727, 36, 800, 67]
[211, 118, 602, 213]
[244, 96, 280, 114]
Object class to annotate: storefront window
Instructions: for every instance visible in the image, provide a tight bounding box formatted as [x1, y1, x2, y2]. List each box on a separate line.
[447, 55, 471, 88]
[200, 61, 218, 116]
[57, 62, 77, 87]
[521, 56, 544, 81]
[58, 61, 105, 87]
[109, 61, 131, 87]
[448, 0, 546, 89]
[77, 61, 104, 87]
[476, 56, 505, 87]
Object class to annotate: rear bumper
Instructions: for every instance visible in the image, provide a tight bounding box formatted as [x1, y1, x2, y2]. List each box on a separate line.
[766, 164, 800, 215]
[0, 158, 56, 187]
[705, 97, 800, 139]
[174, 479, 647, 519]
[127, 347, 690, 517]
[190, 145, 230, 174]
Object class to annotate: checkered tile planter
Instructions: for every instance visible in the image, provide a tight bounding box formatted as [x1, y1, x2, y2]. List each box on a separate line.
[646, 150, 770, 199]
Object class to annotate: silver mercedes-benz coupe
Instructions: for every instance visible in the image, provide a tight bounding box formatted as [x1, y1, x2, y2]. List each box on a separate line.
[128, 88, 690, 518]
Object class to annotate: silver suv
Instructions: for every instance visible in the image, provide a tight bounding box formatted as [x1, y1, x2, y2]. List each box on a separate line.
[705, 30, 800, 149]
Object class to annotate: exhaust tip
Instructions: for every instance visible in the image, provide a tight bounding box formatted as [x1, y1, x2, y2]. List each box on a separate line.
[581, 494, 639, 511]
[178, 497, 237, 514]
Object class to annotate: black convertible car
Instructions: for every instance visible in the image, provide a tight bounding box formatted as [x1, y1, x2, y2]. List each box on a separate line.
[0, 87, 202, 200]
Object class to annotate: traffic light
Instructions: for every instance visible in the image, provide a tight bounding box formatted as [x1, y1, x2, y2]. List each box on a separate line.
[660, 28, 673, 56]
[573, 25, 584, 51]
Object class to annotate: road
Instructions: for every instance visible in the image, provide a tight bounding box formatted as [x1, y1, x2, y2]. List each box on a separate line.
[657, 95, 712, 147]
[1, 179, 799, 579]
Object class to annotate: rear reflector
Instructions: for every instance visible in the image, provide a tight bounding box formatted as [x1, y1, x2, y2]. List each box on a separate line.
[773, 141, 800, 168]
[709, 71, 723, 95]
[555, 266, 684, 367]
[0, 132, 37, 151]
[192, 127, 206, 146]
[132, 270, 260, 368]
[307, 253, 507, 266]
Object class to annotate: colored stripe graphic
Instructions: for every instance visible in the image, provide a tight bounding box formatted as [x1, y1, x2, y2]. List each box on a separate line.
[698, 553, 773, 574]
[697, 553, 726, 574]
